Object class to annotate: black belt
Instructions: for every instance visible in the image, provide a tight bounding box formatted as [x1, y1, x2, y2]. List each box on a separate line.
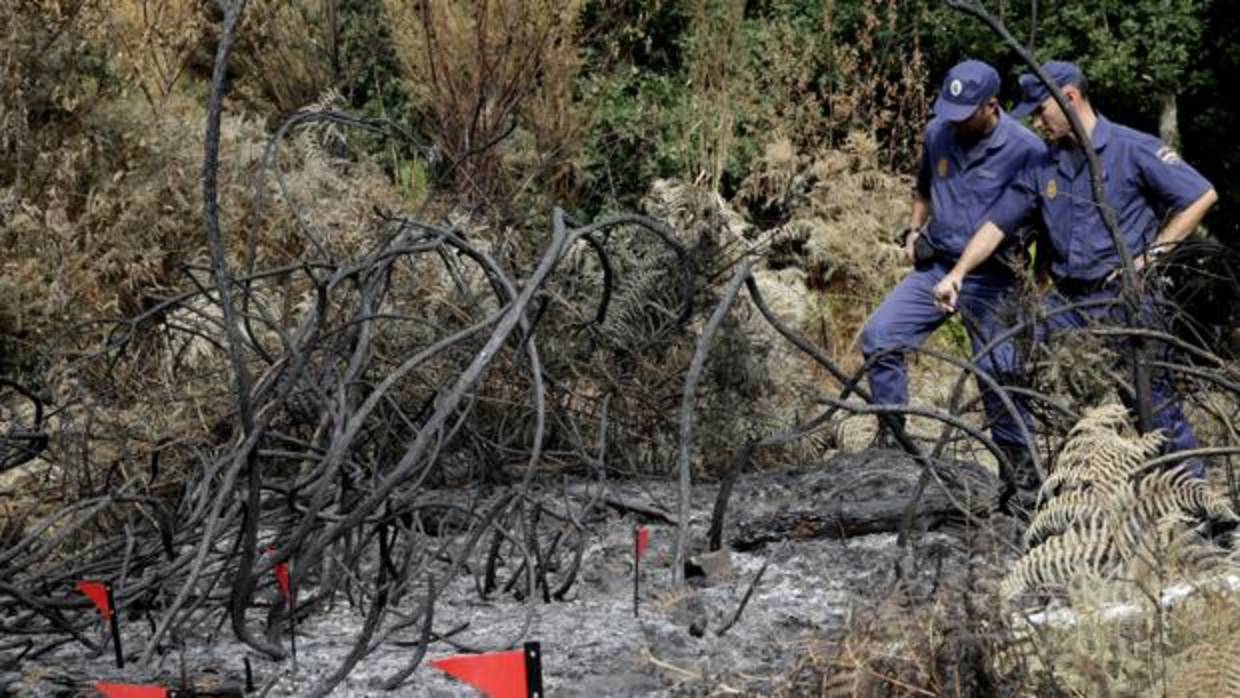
[1053, 275, 1117, 296]
[916, 236, 1024, 276]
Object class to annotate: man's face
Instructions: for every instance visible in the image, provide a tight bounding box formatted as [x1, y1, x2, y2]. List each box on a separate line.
[950, 99, 998, 141]
[1030, 89, 1076, 142]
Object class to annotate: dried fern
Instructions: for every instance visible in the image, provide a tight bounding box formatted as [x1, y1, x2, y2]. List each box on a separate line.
[1025, 489, 1106, 542]
[1005, 404, 1239, 600]
[1043, 404, 1165, 494]
[1003, 516, 1113, 599]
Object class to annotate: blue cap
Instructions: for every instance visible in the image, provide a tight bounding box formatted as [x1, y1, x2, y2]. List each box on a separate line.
[1011, 61, 1086, 118]
[932, 60, 1000, 122]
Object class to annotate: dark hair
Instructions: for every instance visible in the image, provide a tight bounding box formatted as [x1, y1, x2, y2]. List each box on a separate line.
[1069, 76, 1089, 100]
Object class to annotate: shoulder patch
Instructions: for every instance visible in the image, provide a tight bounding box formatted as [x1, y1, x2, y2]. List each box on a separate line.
[1156, 145, 1182, 164]
[937, 158, 949, 177]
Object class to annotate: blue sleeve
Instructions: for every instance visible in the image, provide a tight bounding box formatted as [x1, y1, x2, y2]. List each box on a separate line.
[984, 158, 1041, 237]
[1133, 138, 1212, 212]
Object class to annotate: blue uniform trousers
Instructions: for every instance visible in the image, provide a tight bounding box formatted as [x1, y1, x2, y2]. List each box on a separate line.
[1040, 285, 1202, 476]
[861, 261, 1033, 449]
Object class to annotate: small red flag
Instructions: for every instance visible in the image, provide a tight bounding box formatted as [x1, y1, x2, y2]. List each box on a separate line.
[274, 560, 291, 604]
[95, 682, 168, 698]
[77, 581, 113, 621]
[635, 527, 650, 561]
[432, 649, 529, 698]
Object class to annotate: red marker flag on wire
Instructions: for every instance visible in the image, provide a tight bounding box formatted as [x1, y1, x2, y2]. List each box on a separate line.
[267, 547, 297, 666]
[95, 682, 168, 698]
[432, 642, 544, 698]
[77, 581, 113, 621]
[633, 526, 650, 617]
[274, 560, 291, 603]
[78, 580, 125, 667]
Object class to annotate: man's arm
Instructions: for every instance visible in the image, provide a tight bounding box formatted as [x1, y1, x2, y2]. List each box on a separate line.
[1136, 188, 1218, 270]
[905, 192, 931, 261]
[903, 143, 935, 261]
[1132, 137, 1218, 270]
[931, 222, 1006, 312]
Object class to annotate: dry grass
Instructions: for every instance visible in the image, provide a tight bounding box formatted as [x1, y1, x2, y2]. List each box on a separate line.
[99, 0, 207, 109]
[0, 0, 104, 189]
[382, 0, 587, 205]
[233, 0, 342, 119]
[736, 131, 915, 388]
[993, 404, 1240, 695]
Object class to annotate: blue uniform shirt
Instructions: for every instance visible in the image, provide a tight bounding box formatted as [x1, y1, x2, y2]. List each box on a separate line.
[916, 111, 1046, 263]
[985, 116, 1213, 282]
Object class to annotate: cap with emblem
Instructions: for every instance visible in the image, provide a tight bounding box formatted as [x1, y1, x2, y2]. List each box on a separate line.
[1011, 61, 1086, 118]
[932, 60, 1000, 122]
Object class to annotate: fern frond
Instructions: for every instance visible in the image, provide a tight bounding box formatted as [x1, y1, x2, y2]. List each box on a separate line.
[1132, 466, 1240, 522]
[1002, 516, 1113, 600]
[1109, 510, 1197, 568]
[1026, 489, 1105, 544]
[1049, 430, 1164, 495]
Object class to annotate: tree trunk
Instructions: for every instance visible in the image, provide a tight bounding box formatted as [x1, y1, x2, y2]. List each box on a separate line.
[1159, 92, 1180, 149]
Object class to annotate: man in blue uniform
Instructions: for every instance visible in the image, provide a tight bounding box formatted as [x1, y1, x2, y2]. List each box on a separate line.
[860, 60, 1045, 507]
[933, 61, 1218, 476]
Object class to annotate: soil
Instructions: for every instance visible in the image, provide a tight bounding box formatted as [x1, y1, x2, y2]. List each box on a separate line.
[4, 450, 1018, 697]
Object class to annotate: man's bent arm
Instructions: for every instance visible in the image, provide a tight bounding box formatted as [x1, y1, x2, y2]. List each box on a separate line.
[1153, 188, 1217, 250]
[910, 192, 931, 229]
[1131, 188, 1217, 272]
[931, 222, 1006, 312]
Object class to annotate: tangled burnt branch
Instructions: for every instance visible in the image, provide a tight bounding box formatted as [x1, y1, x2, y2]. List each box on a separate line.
[0, 197, 697, 693]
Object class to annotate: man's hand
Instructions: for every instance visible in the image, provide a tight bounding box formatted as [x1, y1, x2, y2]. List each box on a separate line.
[933, 271, 963, 313]
[1104, 248, 1161, 284]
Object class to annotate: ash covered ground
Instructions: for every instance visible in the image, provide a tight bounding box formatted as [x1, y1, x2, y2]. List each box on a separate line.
[7, 452, 1010, 697]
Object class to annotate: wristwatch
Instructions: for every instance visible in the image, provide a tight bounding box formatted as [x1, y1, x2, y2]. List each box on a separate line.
[899, 227, 920, 246]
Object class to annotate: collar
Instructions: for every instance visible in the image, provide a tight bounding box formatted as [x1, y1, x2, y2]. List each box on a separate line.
[1090, 115, 1112, 151]
[981, 111, 1010, 151]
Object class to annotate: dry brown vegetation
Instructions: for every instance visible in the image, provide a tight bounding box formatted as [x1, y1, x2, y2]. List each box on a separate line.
[382, 0, 588, 206]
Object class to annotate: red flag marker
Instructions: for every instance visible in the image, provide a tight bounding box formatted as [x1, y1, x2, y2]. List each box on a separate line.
[432, 642, 543, 698]
[635, 527, 650, 561]
[274, 560, 291, 603]
[77, 581, 112, 621]
[95, 682, 168, 698]
[267, 547, 297, 666]
[633, 526, 650, 617]
[78, 581, 124, 667]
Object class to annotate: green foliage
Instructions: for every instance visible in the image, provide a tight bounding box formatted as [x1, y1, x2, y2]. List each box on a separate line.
[1181, 0, 1240, 241]
[578, 0, 930, 214]
[577, 69, 694, 212]
[1033, 0, 1208, 113]
[579, 0, 692, 73]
